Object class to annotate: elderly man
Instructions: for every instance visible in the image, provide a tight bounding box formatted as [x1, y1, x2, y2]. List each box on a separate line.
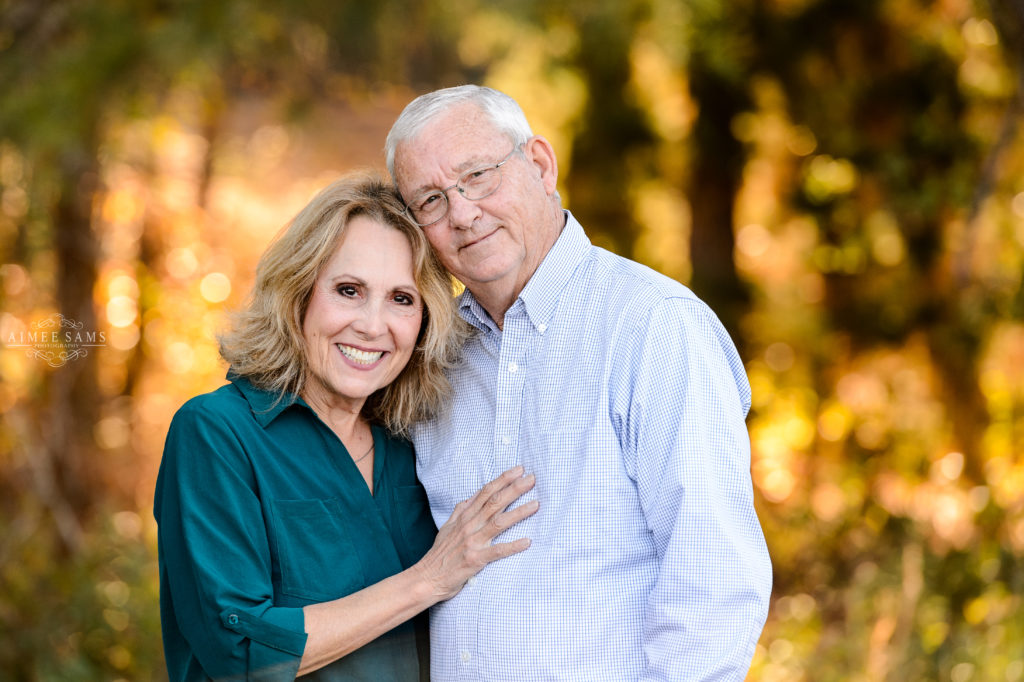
[386, 85, 771, 681]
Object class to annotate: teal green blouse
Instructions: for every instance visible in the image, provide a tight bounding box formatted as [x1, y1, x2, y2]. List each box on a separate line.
[154, 374, 436, 681]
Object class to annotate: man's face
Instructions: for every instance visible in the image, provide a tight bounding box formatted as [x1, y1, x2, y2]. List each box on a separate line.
[393, 103, 558, 303]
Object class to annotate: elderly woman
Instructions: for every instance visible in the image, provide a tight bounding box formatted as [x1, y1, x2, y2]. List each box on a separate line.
[154, 174, 537, 680]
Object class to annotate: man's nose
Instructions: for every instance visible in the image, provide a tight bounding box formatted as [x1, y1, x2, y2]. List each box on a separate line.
[446, 189, 482, 230]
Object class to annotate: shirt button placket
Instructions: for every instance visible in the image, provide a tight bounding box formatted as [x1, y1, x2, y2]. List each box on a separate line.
[494, 314, 527, 479]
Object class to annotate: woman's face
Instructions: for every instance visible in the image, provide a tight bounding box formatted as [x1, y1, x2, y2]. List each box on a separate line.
[302, 215, 423, 413]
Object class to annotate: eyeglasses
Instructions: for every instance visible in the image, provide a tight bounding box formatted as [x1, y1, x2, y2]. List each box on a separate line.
[403, 146, 521, 227]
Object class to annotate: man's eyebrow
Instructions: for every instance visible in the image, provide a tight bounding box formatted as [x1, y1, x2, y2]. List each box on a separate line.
[408, 155, 492, 196]
[453, 154, 489, 174]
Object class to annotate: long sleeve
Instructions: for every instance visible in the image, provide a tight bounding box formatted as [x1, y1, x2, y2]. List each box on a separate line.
[155, 398, 307, 681]
[617, 296, 772, 681]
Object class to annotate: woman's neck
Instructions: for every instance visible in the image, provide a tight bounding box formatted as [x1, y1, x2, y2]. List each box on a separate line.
[302, 378, 376, 494]
[302, 381, 367, 443]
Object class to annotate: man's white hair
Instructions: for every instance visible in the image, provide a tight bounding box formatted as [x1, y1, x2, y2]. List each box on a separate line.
[384, 85, 533, 184]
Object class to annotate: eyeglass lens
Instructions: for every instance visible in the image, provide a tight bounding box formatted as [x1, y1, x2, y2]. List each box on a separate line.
[407, 148, 516, 226]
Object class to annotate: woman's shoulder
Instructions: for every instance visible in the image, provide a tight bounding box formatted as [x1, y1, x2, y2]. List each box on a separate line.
[173, 381, 249, 423]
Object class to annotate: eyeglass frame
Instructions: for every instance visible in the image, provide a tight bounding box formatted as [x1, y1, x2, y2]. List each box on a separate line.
[401, 144, 523, 227]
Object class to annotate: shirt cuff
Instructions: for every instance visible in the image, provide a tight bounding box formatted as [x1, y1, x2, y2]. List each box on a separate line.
[220, 606, 307, 679]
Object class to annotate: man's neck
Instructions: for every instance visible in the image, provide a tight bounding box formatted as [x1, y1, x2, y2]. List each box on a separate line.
[470, 210, 567, 331]
[473, 288, 517, 331]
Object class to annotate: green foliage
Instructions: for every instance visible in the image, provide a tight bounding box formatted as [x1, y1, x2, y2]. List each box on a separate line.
[0, 507, 164, 681]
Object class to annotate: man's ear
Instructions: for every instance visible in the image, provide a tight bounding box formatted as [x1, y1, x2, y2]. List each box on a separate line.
[523, 135, 559, 196]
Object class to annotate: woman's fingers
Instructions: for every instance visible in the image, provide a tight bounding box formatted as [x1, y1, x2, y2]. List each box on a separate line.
[486, 497, 539, 536]
[461, 468, 535, 519]
[414, 469, 538, 601]
[484, 536, 532, 561]
[485, 472, 536, 515]
[440, 467, 537, 541]
[461, 466, 527, 513]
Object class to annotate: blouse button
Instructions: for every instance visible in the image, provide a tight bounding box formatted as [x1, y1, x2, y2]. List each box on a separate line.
[228, 614, 239, 625]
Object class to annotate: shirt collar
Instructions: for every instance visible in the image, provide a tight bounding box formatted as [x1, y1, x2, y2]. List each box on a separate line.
[458, 210, 590, 332]
[228, 370, 301, 428]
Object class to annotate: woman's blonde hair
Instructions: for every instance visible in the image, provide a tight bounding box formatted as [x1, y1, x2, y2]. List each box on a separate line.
[219, 172, 469, 435]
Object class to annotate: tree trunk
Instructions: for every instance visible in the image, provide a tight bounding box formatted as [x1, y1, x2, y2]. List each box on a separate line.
[687, 57, 751, 345]
[45, 148, 103, 536]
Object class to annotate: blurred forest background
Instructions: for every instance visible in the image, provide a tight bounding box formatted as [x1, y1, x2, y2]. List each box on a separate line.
[1, 0, 1023, 680]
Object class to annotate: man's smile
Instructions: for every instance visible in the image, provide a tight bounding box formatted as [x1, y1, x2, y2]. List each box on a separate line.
[458, 226, 501, 252]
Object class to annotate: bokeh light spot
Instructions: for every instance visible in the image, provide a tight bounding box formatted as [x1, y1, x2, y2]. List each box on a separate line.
[1, 263, 28, 296]
[165, 248, 199, 279]
[818, 403, 851, 442]
[962, 18, 998, 46]
[108, 325, 140, 351]
[164, 341, 195, 374]
[1011, 192, 1024, 218]
[200, 272, 231, 303]
[934, 451, 964, 481]
[106, 296, 138, 328]
[107, 274, 139, 299]
[94, 416, 130, 449]
[786, 125, 817, 156]
[737, 224, 771, 259]
[765, 342, 795, 372]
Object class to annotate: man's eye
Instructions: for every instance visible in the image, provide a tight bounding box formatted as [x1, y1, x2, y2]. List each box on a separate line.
[464, 168, 490, 183]
[418, 193, 443, 210]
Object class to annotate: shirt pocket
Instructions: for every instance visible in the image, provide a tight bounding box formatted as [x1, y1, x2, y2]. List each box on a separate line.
[391, 485, 437, 567]
[270, 497, 366, 603]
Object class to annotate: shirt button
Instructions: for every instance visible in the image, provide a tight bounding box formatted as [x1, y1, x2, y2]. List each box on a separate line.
[460, 650, 472, 662]
[467, 576, 477, 586]
[508, 362, 518, 373]
[228, 614, 239, 625]
[538, 323, 547, 334]
[501, 436, 511, 445]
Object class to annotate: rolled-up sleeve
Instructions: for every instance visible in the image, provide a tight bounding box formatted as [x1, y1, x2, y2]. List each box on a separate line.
[619, 297, 772, 681]
[155, 400, 307, 680]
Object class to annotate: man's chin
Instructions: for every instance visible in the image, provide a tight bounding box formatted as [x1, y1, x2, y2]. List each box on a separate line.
[454, 252, 513, 284]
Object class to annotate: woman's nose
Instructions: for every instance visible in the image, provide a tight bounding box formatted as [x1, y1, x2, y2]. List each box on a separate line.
[352, 298, 387, 337]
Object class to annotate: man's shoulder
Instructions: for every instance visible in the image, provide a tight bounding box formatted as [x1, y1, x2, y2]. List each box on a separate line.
[584, 246, 697, 311]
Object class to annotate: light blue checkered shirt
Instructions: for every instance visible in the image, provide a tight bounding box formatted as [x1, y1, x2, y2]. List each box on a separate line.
[412, 212, 772, 681]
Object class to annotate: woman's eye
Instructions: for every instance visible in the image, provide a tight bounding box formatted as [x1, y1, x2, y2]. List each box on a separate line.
[336, 284, 358, 297]
[393, 293, 415, 305]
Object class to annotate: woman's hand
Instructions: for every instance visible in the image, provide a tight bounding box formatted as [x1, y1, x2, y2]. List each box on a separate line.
[299, 467, 536, 675]
[412, 466, 538, 601]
